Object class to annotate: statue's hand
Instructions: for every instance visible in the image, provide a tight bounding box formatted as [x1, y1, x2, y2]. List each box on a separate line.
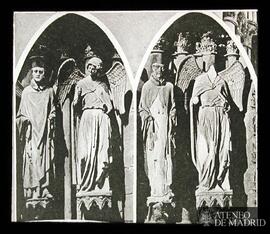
[192, 96, 199, 105]
[49, 115, 55, 139]
[49, 113, 56, 121]
[25, 123, 31, 141]
[73, 87, 82, 107]
[146, 115, 154, 122]
[223, 102, 231, 113]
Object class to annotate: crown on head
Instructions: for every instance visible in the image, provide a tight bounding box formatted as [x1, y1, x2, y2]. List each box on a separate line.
[84, 44, 96, 60]
[174, 32, 190, 54]
[153, 37, 168, 51]
[225, 40, 239, 56]
[196, 31, 217, 55]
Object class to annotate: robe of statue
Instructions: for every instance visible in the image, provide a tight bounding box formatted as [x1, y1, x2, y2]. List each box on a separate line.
[16, 79, 56, 199]
[74, 76, 113, 194]
[190, 66, 232, 192]
[139, 75, 176, 198]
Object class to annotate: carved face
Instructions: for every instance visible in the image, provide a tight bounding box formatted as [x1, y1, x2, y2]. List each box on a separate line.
[86, 63, 98, 77]
[152, 63, 165, 80]
[32, 66, 45, 83]
[85, 57, 103, 79]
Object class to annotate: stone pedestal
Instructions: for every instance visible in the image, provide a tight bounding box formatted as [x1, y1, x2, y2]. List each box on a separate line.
[24, 197, 54, 220]
[195, 190, 233, 208]
[179, 208, 192, 224]
[76, 191, 112, 221]
[145, 196, 176, 223]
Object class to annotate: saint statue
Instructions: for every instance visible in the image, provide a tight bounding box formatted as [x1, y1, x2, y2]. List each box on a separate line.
[139, 63, 177, 200]
[73, 57, 113, 195]
[16, 56, 56, 200]
[190, 63, 232, 193]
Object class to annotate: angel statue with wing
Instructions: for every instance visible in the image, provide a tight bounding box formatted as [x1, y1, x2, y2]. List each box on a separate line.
[190, 62, 232, 193]
[188, 33, 237, 197]
[73, 56, 113, 195]
[190, 37, 245, 197]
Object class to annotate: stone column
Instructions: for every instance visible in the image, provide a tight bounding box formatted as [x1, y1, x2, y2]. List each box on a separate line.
[223, 11, 241, 42]
[62, 97, 72, 219]
[123, 91, 135, 222]
[244, 83, 257, 208]
[236, 11, 257, 60]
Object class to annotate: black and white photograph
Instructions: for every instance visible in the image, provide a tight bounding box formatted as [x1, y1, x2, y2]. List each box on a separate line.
[13, 12, 134, 222]
[12, 10, 260, 225]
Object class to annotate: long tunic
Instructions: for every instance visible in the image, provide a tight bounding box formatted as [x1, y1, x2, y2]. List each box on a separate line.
[16, 79, 56, 198]
[139, 76, 176, 198]
[191, 68, 231, 192]
[74, 77, 113, 194]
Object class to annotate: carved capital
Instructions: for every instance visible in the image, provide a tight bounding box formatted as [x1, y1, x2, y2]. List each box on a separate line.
[236, 12, 258, 48]
[223, 11, 238, 27]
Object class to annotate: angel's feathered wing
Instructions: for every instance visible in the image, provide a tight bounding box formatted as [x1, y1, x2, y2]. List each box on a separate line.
[175, 55, 203, 93]
[56, 59, 85, 107]
[174, 55, 203, 172]
[219, 60, 245, 112]
[106, 61, 130, 116]
[16, 80, 24, 99]
[55, 59, 85, 186]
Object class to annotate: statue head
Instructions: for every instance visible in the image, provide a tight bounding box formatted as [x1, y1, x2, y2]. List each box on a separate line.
[85, 56, 103, 80]
[196, 32, 217, 72]
[151, 62, 165, 80]
[30, 56, 47, 84]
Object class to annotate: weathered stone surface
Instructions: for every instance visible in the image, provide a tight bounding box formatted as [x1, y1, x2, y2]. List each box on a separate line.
[244, 83, 257, 207]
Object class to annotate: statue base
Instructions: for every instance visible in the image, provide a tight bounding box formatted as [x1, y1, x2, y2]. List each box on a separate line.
[145, 195, 176, 223]
[195, 189, 233, 208]
[76, 191, 112, 221]
[24, 197, 54, 220]
[177, 207, 192, 224]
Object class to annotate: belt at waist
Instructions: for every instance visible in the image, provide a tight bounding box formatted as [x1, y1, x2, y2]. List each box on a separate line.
[82, 107, 104, 112]
[200, 105, 224, 108]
